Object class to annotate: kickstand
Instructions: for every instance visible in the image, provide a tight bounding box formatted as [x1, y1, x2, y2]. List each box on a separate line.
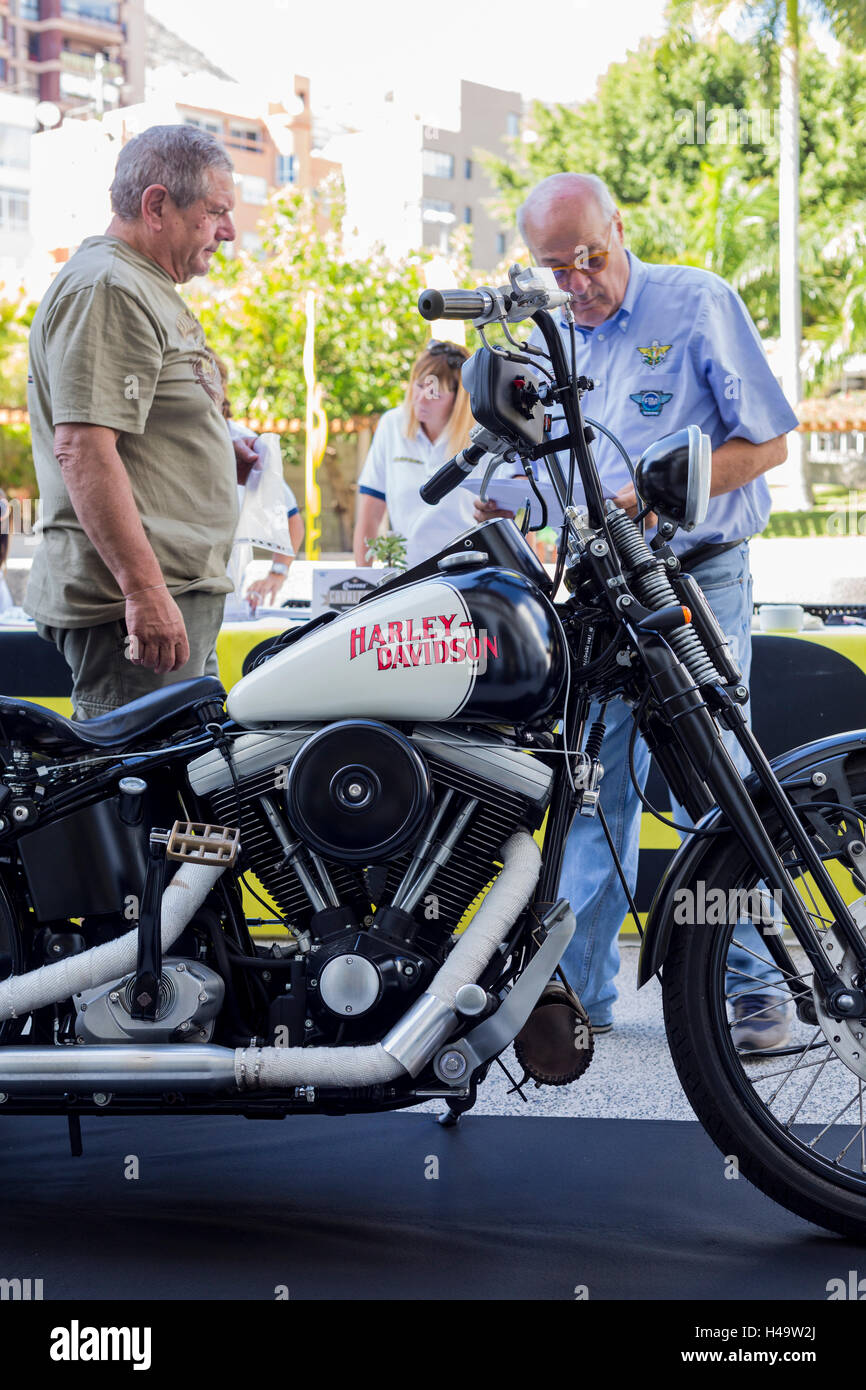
[437, 1107, 462, 1128]
[67, 1112, 83, 1158]
[435, 1079, 478, 1128]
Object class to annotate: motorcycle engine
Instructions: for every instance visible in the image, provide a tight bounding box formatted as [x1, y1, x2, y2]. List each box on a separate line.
[186, 720, 553, 1046]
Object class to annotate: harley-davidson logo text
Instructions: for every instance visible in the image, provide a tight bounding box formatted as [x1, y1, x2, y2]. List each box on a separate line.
[349, 614, 498, 672]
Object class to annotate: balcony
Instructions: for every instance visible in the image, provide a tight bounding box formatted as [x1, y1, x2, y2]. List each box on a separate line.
[60, 2, 122, 28]
[60, 49, 122, 80]
[23, 4, 124, 40]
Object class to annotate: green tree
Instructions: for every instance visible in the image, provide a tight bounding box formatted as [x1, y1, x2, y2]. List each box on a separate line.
[0, 290, 34, 408]
[190, 177, 473, 464]
[0, 291, 37, 493]
[483, 20, 866, 505]
[670, 0, 866, 504]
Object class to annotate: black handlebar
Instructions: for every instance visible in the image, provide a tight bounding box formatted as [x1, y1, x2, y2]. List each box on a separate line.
[420, 442, 488, 505]
[418, 288, 498, 321]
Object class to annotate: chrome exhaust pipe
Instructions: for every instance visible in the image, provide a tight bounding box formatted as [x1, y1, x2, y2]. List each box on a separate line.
[0, 1045, 237, 1094]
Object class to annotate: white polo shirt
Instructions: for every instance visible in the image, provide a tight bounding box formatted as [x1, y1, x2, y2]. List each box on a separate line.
[357, 405, 484, 569]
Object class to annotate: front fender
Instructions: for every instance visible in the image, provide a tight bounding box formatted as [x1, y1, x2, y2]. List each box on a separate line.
[637, 728, 866, 987]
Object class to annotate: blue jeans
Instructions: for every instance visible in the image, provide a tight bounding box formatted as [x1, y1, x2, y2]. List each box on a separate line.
[556, 542, 786, 1024]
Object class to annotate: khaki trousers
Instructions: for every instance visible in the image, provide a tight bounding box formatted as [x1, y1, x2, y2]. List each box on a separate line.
[36, 590, 225, 721]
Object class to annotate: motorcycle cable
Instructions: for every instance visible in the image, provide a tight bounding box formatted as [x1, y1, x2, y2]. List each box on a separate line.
[35, 725, 256, 779]
[626, 690, 730, 838]
[548, 320, 579, 602]
[627, 690, 866, 845]
[583, 416, 645, 538]
[596, 801, 645, 942]
[550, 602, 578, 793]
[479, 450, 549, 531]
[521, 460, 549, 530]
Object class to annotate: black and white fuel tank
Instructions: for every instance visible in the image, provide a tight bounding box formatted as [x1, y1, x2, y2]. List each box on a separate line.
[227, 561, 567, 727]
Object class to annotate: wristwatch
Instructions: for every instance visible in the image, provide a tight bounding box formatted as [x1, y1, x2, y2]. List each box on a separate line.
[270, 562, 289, 575]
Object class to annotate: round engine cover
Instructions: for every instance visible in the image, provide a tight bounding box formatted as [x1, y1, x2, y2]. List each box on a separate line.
[318, 953, 382, 1017]
[285, 721, 431, 863]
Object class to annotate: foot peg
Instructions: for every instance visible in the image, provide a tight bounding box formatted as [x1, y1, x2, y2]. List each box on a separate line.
[132, 821, 240, 1022]
[166, 821, 240, 865]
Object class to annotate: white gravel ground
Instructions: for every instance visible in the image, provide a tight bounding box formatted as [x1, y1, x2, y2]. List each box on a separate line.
[416, 942, 866, 1149]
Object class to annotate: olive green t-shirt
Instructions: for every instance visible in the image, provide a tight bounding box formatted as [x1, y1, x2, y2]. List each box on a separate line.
[25, 234, 238, 628]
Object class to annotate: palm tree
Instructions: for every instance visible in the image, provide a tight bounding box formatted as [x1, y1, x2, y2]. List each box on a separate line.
[671, 0, 866, 507]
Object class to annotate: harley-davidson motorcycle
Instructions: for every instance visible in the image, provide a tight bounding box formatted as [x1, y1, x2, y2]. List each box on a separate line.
[3, 267, 866, 1240]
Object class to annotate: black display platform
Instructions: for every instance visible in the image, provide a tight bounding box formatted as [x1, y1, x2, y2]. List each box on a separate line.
[0, 1112, 860, 1300]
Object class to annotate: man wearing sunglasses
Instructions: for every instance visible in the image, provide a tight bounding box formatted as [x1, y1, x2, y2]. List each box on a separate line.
[475, 171, 799, 1049]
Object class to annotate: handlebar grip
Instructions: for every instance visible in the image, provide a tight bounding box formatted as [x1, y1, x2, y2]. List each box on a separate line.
[420, 459, 474, 505]
[420, 442, 487, 505]
[418, 288, 495, 321]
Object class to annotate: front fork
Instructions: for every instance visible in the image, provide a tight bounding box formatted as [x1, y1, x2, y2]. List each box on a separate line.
[636, 626, 866, 1021]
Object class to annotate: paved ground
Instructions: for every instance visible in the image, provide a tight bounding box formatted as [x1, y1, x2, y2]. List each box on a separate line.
[415, 941, 866, 1147]
[415, 943, 693, 1121]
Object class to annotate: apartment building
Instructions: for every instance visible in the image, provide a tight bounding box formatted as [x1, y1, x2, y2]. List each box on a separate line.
[0, 88, 33, 280]
[0, 0, 145, 113]
[28, 71, 341, 273]
[171, 73, 339, 248]
[327, 78, 523, 269]
[420, 80, 523, 268]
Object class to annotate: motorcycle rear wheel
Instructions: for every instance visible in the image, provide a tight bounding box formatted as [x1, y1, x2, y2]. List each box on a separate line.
[662, 772, 866, 1239]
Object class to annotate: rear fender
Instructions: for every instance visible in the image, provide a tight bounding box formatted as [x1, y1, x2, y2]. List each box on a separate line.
[637, 729, 866, 987]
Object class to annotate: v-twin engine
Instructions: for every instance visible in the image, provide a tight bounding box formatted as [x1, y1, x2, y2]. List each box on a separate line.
[184, 720, 553, 1048]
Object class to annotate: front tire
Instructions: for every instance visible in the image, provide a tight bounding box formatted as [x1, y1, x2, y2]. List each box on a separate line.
[662, 777, 866, 1239]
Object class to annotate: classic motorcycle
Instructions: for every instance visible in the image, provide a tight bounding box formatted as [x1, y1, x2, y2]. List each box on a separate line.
[3, 266, 866, 1241]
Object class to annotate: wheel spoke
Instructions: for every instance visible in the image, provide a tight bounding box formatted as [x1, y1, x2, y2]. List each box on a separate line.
[748, 1047, 831, 1083]
[835, 1085, 866, 1166]
[724, 990, 794, 1030]
[761, 1027, 825, 1106]
[674, 788, 866, 1215]
[781, 1046, 832, 1127]
[807, 1090, 860, 1149]
[725, 938, 807, 989]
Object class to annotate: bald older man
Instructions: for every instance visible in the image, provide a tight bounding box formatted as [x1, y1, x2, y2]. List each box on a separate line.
[478, 173, 799, 1049]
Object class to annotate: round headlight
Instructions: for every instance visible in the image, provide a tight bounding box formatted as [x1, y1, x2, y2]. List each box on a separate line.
[635, 424, 711, 531]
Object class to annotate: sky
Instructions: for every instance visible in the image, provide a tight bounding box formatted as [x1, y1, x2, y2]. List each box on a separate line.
[146, 0, 672, 116]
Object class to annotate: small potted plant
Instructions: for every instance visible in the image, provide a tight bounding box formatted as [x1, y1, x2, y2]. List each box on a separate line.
[365, 532, 408, 574]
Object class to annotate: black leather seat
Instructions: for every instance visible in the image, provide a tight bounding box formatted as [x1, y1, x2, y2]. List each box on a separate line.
[0, 676, 226, 753]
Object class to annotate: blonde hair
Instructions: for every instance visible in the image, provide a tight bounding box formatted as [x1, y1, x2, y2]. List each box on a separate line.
[404, 342, 474, 455]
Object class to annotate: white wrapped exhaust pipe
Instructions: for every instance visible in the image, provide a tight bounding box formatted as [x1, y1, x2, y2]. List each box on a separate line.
[0, 833, 540, 1096]
[0, 860, 226, 1021]
[234, 830, 541, 1089]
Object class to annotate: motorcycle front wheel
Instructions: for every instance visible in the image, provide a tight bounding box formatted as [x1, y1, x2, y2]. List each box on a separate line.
[662, 762, 866, 1238]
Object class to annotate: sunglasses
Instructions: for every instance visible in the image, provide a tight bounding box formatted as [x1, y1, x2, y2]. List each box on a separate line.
[549, 220, 616, 281]
[426, 340, 469, 369]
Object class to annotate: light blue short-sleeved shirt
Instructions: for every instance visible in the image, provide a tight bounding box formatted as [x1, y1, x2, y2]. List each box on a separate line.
[530, 251, 799, 554]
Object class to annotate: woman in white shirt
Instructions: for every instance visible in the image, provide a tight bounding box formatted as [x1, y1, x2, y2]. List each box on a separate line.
[353, 341, 480, 570]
